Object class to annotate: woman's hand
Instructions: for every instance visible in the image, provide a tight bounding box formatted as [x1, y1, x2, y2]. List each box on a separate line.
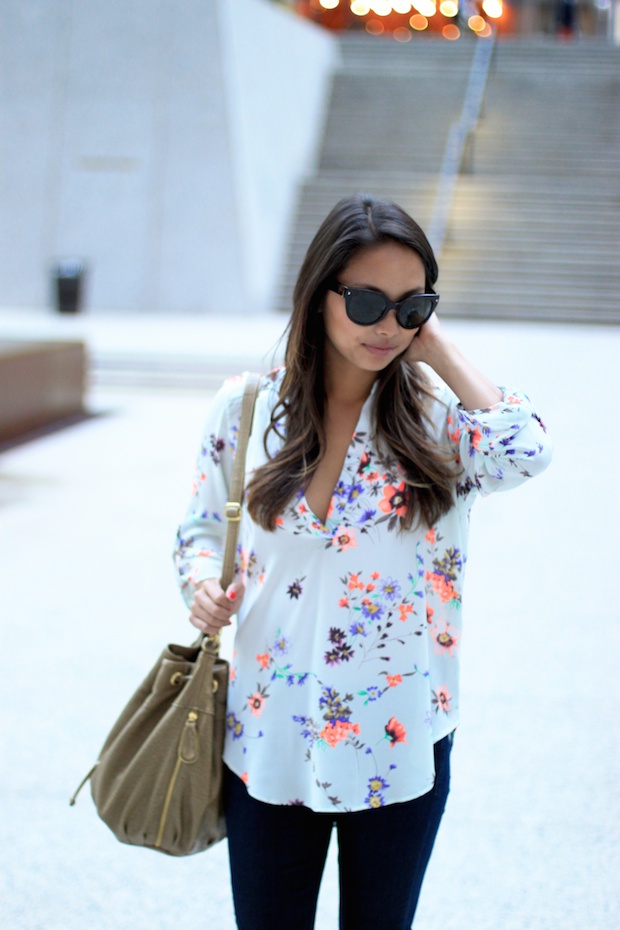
[403, 311, 447, 366]
[404, 313, 503, 411]
[189, 578, 246, 636]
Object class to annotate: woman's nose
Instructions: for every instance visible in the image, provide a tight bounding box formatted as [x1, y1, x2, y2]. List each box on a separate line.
[376, 307, 400, 335]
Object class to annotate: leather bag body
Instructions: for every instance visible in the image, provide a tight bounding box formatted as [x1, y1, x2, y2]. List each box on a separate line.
[89, 638, 229, 856]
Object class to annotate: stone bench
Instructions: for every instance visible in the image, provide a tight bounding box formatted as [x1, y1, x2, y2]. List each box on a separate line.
[0, 340, 87, 443]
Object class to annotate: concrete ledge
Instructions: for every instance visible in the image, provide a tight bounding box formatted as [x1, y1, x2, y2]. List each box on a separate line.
[0, 340, 86, 442]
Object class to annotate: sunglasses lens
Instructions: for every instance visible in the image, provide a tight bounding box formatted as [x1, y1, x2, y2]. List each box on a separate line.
[398, 296, 436, 329]
[345, 289, 386, 325]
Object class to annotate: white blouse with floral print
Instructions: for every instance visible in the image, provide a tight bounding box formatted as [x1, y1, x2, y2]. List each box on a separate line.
[174, 368, 552, 813]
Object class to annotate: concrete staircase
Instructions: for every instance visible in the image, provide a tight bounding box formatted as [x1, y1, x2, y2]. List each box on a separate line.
[277, 36, 620, 325]
[274, 38, 477, 313]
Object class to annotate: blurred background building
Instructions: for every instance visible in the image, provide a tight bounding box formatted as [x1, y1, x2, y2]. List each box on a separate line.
[2, 0, 619, 320]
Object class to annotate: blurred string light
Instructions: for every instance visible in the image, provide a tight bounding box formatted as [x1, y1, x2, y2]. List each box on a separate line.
[412, 0, 436, 15]
[467, 13, 486, 29]
[481, 0, 503, 16]
[323, 0, 500, 36]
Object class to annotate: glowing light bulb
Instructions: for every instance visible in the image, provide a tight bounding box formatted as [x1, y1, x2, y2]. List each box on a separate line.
[409, 12, 429, 27]
[412, 0, 436, 15]
[440, 0, 458, 16]
[468, 13, 486, 29]
[351, 0, 371, 12]
[371, 0, 392, 14]
[392, 0, 412, 11]
[482, 0, 502, 16]
[319, 0, 339, 8]
[394, 26, 413, 39]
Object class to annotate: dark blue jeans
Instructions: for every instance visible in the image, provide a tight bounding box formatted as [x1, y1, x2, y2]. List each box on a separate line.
[223, 734, 452, 930]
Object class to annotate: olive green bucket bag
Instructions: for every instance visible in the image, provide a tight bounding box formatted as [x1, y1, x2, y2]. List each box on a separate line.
[70, 373, 261, 856]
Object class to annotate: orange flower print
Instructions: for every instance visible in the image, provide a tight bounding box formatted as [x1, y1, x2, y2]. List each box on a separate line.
[256, 653, 270, 669]
[425, 571, 459, 604]
[398, 603, 413, 622]
[425, 528, 436, 544]
[240, 771, 249, 785]
[366, 583, 376, 592]
[378, 482, 408, 518]
[230, 666, 237, 682]
[385, 716, 407, 747]
[339, 596, 350, 608]
[297, 501, 308, 515]
[348, 573, 364, 591]
[320, 720, 361, 748]
[331, 525, 358, 552]
[471, 428, 482, 450]
[431, 621, 460, 656]
[275, 516, 284, 528]
[426, 605, 435, 625]
[432, 686, 452, 714]
[386, 674, 403, 688]
[370, 571, 381, 580]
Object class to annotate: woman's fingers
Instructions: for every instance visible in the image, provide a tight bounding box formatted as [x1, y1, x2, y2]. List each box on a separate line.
[189, 578, 246, 632]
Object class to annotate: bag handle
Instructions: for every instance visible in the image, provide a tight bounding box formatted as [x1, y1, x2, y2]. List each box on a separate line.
[220, 372, 262, 591]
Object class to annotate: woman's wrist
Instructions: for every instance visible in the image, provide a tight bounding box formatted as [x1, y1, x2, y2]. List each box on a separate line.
[409, 326, 502, 411]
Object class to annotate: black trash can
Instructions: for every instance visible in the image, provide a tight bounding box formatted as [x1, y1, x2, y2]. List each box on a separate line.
[53, 260, 86, 314]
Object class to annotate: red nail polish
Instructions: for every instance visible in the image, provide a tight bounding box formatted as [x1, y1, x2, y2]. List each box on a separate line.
[228, 590, 237, 600]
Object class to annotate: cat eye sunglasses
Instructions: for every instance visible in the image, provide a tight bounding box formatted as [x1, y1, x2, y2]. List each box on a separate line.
[329, 282, 439, 330]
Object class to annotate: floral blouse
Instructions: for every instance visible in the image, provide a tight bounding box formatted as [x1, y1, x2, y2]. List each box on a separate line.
[174, 368, 552, 813]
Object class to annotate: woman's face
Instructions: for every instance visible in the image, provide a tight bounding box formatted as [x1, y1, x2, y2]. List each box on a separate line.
[322, 240, 427, 381]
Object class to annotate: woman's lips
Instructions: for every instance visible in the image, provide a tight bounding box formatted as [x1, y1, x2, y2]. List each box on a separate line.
[364, 343, 396, 357]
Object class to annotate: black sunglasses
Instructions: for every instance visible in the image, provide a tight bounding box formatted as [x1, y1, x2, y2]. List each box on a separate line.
[329, 283, 439, 330]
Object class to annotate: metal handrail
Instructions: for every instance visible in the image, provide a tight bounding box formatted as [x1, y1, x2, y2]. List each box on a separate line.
[427, 30, 497, 257]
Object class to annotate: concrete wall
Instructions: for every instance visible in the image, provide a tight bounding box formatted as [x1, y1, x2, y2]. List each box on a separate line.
[0, 0, 337, 314]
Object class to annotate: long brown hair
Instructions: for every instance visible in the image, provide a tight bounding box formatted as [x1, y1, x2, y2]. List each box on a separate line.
[246, 193, 457, 531]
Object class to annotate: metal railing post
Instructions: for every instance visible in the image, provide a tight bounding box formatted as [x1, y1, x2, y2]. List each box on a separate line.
[427, 30, 497, 257]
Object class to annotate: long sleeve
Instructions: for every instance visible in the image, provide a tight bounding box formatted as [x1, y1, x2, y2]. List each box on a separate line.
[173, 376, 244, 607]
[443, 388, 553, 496]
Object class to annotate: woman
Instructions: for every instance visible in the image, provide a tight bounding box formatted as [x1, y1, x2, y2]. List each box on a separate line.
[174, 194, 552, 930]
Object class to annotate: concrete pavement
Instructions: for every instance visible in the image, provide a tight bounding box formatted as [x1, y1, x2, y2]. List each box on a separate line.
[1, 308, 619, 929]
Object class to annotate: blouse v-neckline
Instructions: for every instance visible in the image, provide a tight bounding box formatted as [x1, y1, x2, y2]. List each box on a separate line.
[302, 388, 376, 531]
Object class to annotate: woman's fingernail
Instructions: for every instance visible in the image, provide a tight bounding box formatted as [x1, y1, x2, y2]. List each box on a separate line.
[227, 590, 237, 601]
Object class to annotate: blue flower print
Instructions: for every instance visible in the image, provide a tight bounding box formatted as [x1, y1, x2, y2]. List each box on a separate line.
[365, 774, 390, 809]
[226, 713, 244, 740]
[272, 632, 291, 656]
[379, 577, 401, 601]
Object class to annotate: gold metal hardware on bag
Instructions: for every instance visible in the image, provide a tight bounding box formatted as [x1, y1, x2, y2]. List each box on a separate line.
[155, 709, 201, 848]
[202, 631, 221, 652]
[225, 501, 242, 522]
[212, 680, 219, 694]
[170, 671, 184, 686]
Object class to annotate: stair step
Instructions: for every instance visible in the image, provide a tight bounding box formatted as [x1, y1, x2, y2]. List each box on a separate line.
[275, 37, 620, 325]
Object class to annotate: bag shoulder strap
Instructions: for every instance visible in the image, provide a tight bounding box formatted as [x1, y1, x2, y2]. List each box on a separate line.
[220, 372, 261, 591]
